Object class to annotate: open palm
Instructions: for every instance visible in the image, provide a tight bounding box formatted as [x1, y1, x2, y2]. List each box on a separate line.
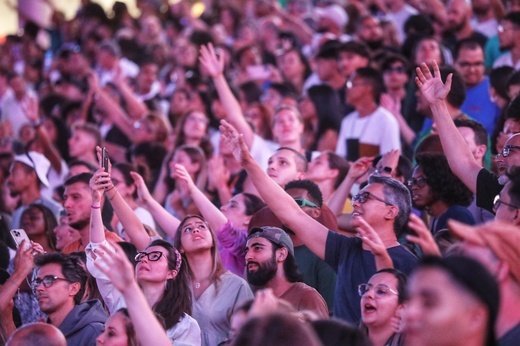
[415, 61, 452, 104]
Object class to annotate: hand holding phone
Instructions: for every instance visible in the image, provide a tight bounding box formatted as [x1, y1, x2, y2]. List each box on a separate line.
[10, 229, 31, 251]
[102, 147, 109, 173]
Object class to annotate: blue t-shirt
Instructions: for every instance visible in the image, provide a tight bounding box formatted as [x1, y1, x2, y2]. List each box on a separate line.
[460, 77, 501, 135]
[325, 231, 418, 323]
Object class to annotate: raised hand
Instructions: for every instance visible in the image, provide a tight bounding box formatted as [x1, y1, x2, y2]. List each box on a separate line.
[13, 240, 36, 277]
[378, 149, 400, 175]
[219, 120, 252, 166]
[130, 171, 153, 206]
[172, 164, 196, 194]
[347, 156, 374, 182]
[20, 96, 39, 123]
[415, 60, 452, 105]
[199, 43, 225, 78]
[406, 213, 441, 256]
[93, 242, 136, 293]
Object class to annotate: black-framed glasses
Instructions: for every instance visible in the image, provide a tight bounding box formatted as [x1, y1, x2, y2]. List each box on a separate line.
[135, 251, 163, 262]
[31, 275, 70, 290]
[493, 195, 519, 212]
[358, 283, 398, 298]
[351, 191, 394, 206]
[294, 198, 319, 208]
[407, 176, 428, 189]
[499, 145, 520, 158]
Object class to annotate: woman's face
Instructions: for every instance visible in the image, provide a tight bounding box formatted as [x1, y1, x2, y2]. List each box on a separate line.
[415, 39, 442, 66]
[361, 272, 401, 327]
[169, 150, 200, 177]
[95, 312, 129, 346]
[244, 106, 265, 135]
[111, 168, 133, 199]
[280, 50, 305, 79]
[135, 245, 175, 284]
[179, 217, 213, 253]
[21, 207, 45, 237]
[297, 95, 316, 121]
[410, 166, 434, 209]
[182, 111, 208, 141]
[220, 193, 251, 228]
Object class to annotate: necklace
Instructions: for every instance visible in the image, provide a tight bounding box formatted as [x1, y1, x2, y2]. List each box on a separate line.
[195, 282, 200, 289]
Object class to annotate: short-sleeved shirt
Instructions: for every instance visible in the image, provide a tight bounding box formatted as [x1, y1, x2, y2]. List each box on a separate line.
[476, 168, 502, 213]
[279, 282, 329, 318]
[325, 231, 418, 323]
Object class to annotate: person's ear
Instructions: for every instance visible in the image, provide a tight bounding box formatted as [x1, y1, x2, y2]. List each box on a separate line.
[68, 281, 81, 297]
[384, 205, 399, 221]
[277, 247, 288, 262]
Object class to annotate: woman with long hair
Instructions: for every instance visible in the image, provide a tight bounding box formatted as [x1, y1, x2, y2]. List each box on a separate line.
[173, 215, 253, 346]
[20, 204, 58, 253]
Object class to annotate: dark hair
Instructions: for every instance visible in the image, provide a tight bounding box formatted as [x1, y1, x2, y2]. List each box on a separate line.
[337, 41, 370, 59]
[312, 319, 371, 346]
[238, 82, 262, 106]
[454, 38, 483, 61]
[306, 85, 343, 151]
[411, 35, 445, 66]
[35, 253, 87, 305]
[375, 268, 408, 304]
[71, 122, 102, 149]
[146, 239, 192, 330]
[241, 193, 266, 216]
[490, 66, 515, 102]
[380, 54, 411, 76]
[505, 94, 520, 122]
[174, 110, 213, 159]
[275, 147, 308, 173]
[64, 172, 93, 187]
[281, 47, 312, 82]
[367, 175, 411, 236]
[506, 166, 520, 207]
[325, 152, 350, 189]
[440, 65, 466, 108]
[415, 153, 474, 206]
[454, 118, 488, 146]
[22, 204, 58, 252]
[503, 11, 520, 27]
[115, 309, 138, 346]
[285, 179, 324, 207]
[353, 67, 385, 103]
[281, 249, 304, 283]
[112, 163, 138, 199]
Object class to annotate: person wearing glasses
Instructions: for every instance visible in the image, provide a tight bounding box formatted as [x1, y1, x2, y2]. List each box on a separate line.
[359, 269, 408, 346]
[492, 167, 520, 225]
[409, 153, 475, 234]
[32, 253, 106, 346]
[416, 60, 520, 214]
[86, 151, 201, 345]
[220, 119, 418, 324]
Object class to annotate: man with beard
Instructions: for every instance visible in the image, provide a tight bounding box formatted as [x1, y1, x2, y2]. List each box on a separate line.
[356, 16, 385, 53]
[61, 173, 121, 254]
[493, 12, 520, 69]
[245, 226, 329, 318]
[8, 152, 62, 228]
[442, 0, 487, 54]
[471, 0, 499, 37]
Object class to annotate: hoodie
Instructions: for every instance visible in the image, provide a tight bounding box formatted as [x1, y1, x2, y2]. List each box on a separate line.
[58, 299, 107, 346]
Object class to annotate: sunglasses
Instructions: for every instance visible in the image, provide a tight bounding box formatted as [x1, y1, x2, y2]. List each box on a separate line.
[294, 198, 318, 208]
[135, 251, 163, 262]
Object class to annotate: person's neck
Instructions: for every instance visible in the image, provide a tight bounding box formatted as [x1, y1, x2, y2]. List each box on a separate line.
[141, 281, 165, 307]
[367, 323, 397, 346]
[186, 251, 214, 283]
[446, 104, 463, 119]
[19, 186, 41, 206]
[496, 281, 520, 338]
[387, 88, 406, 102]
[388, 0, 405, 13]
[362, 226, 399, 250]
[356, 101, 378, 117]
[428, 200, 449, 218]
[184, 137, 202, 147]
[475, 11, 494, 23]
[287, 75, 304, 95]
[265, 270, 293, 298]
[326, 74, 346, 90]
[510, 45, 520, 65]
[316, 180, 335, 203]
[455, 24, 474, 40]
[48, 301, 75, 327]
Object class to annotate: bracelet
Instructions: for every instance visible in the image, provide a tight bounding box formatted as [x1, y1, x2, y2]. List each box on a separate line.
[105, 186, 115, 192]
[91, 205, 101, 209]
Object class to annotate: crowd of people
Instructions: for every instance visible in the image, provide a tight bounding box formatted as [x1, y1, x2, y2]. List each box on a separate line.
[0, 0, 520, 345]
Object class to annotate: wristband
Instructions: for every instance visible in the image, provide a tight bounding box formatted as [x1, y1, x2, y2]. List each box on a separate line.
[91, 205, 101, 209]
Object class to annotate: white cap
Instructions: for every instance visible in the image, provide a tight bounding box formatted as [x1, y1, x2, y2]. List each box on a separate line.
[13, 151, 51, 187]
[315, 4, 349, 29]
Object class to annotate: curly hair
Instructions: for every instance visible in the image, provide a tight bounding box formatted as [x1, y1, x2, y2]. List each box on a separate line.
[415, 153, 473, 206]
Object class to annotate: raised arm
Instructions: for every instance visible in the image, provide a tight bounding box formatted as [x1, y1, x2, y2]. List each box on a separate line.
[416, 61, 481, 193]
[173, 164, 227, 231]
[131, 171, 180, 238]
[220, 120, 328, 259]
[199, 44, 255, 148]
[94, 242, 170, 346]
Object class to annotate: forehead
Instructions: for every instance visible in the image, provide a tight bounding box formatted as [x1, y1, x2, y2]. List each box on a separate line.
[505, 133, 520, 146]
[368, 272, 398, 287]
[270, 150, 296, 162]
[457, 47, 484, 60]
[64, 182, 89, 195]
[285, 187, 310, 199]
[246, 236, 273, 248]
[181, 217, 206, 228]
[360, 182, 384, 195]
[230, 193, 246, 204]
[37, 262, 63, 277]
[145, 245, 166, 254]
[412, 165, 424, 177]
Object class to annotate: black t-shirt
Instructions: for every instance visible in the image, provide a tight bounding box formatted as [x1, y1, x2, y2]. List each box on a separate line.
[499, 323, 520, 346]
[476, 168, 503, 213]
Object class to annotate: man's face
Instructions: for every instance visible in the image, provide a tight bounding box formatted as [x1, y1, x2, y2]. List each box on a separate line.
[447, 0, 470, 33]
[496, 134, 520, 179]
[357, 17, 383, 44]
[245, 237, 278, 286]
[137, 63, 158, 92]
[63, 182, 92, 231]
[68, 130, 96, 158]
[267, 150, 303, 187]
[493, 182, 520, 223]
[315, 57, 339, 82]
[338, 52, 368, 79]
[405, 267, 487, 346]
[8, 162, 34, 195]
[272, 109, 304, 145]
[351, 183, 394, 229]
[498, 20, 517, 50]
[346, 75, 372, 106]
[286, 187, 321, 220]
[34, 263, 76, 315]
[455, 47, 485, 88]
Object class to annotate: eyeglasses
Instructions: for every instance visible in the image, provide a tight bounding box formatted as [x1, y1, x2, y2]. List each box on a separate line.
[31, 275, 70, 290]
[407, 176, 428, 188]
[493, 195, 519, 212]
[457, 61, 484, 68]
[294, 198, 319, 208]
[135, 251, 163, 262]
[358, 283, 399, 298]
[351, 191, 394, 206]
[384, 66, 406, 74]
[498, 145, 520, 158]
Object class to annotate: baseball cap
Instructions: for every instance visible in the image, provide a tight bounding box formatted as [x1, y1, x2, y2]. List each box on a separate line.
[13, 151, 51, 187]
[315, 4, 349, 29]
[248, 226, 294, 256]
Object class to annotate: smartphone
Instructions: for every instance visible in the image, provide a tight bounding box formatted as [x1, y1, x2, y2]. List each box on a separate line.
[10, 229, 31, 250]
[102, 147, 109, 172]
